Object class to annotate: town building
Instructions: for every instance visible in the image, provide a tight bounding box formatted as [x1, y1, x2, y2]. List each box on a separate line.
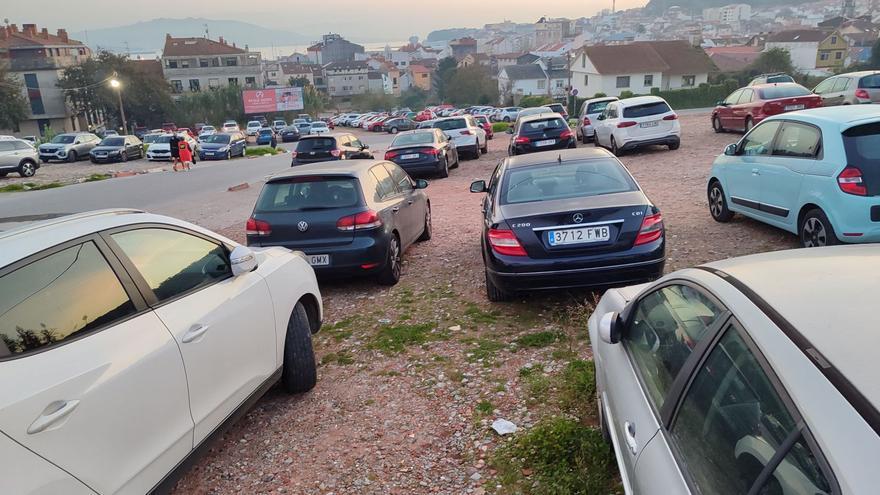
[324, 60, 371, 98]
[280, 63, 317, 86]
[458, 53, 490, 69]
[704, 45, 761, 73]
[449, 37, 478, 60]
[703, 4, 752, 23]
[307, 34, 364, 65]
[764, 30, 830, 71]
[535, 17, 573, 46]
[816, 31, 849, 70]
[161, 34, 263, 94]
[407, 64, 432, 91]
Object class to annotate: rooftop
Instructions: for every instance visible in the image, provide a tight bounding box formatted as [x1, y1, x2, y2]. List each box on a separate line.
[502, 64, 546, 81]
[0, 23, 84, 49]
[766, 29, 831, 43]
[581, 40, 715, 75]
[162, 34, 249, 57]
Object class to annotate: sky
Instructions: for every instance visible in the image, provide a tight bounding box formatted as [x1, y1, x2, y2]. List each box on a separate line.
[5, 0, 649, 41]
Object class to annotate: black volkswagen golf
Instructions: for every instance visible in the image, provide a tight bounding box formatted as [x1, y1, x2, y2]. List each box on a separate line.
[470, 148, 664, 301]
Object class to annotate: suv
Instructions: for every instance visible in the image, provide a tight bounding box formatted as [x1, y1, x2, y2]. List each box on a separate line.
[593, 96, 680, 155]
[748, 73, 795, 86]
[812, 70, 880, 106]
[507, 112, 576, 155]
[432, 116, 487, 159]
[38, 132, 101, 163]
[577, 96, 618, 143]
[0, 136, 39, 177]
[291, 133, 373, 165]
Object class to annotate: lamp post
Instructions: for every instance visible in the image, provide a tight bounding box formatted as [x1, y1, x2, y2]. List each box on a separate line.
[110, 78, 127, 134]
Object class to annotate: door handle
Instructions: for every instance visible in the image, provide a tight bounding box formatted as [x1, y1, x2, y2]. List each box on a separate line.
[391, 206, 400, 213]
[407, 200, 414, 205]
[28, 400, 80, 434]
[751, 168, 760, 175]
[624, 421, 638, 455]
[181, 324, 210, 343]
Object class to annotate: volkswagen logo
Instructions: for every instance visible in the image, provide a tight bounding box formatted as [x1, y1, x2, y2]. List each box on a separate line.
[297, 221, 309, 232]
[572, 213, 584, 223]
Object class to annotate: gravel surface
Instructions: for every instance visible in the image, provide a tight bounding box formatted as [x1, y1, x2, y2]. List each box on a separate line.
[171, 114, 799, 494]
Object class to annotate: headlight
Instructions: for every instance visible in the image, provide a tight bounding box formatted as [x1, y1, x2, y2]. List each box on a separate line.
[109, 150, 121, 155]
[217, 146, 229, 152]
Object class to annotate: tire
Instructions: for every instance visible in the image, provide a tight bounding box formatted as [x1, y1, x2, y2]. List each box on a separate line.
[800, 208, 838, 248]
[67, 150, 77, 163]
[668, 140, 680, 151]
[480, 140, 488, 154]
[472, 145, 481, 159]
[121, 151, 128, 162]
[90, 159, 98, 164]
[377, 234, 402, 286]
[391, 127, 399, 134]
[0, 171, 7, 177]
[417, 203, 432, 242]
[594, 134, 601, 147]
[744, 117, 753, 134]
[708, 181, 734, 222]
[712, 115, 724, 133]
[438, 156, 449, 178]
[610, 136, 621, 156]
[40, 158, 49, 163]
[451, 151, 460, 169]
[18, 161, 36, 178]
[281, 302, 317, 393]
[485, 269, 512, 302]
[226, 150, 232, 160]
[581, 130, 589, 145]
[503, 116, 510, 122]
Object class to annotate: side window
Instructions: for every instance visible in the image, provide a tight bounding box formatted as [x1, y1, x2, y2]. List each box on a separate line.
[772, 122, 821, 158]
[740, 121, 781, 156]
[488, 164, 503, 193]
[724, 89, 743, 105]
[737, 89, 754, 104]
[384, 162, 413, 193]
[370, 166, 397, 200]
[831, 77, 850, 92]
[0, 241, 137, 357]
[111, 228, 231, 302]
[350, 137, 364, 148]
[336, 136, 350, 147]
[625, 284, 724, 409]
[813, 78, 835, 94]
[670, 325, 831, 495]
[0, 142, 16, 152]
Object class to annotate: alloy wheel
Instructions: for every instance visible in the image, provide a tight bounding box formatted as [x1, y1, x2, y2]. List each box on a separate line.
[802, 217, 827, 247]
[390, 237, 401, 279]
[20, 162, 35, 177]
[709, 186, 724, 218]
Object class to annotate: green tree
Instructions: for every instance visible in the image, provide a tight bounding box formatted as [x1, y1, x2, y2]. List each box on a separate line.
[433, 56, 459, 101]
[399, 87, 429, 110]
[288, 76, 311, 88]
[748, 48, 795, 76]
[0, 66, 29, 130]
[444, 65, 499, 105]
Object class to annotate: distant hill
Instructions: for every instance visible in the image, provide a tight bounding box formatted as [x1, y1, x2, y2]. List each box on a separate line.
[645, 0, 801, 13]
[71, 18, 313, 53]
[426, 28, 479, 42]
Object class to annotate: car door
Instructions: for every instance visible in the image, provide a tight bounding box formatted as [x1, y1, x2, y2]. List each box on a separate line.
[760, 121, 822, 229]
[384, 162, 422, 247]
[0, 141, 17, 169]
[370, 164, 408, 235]
[812, 77, 837, 106]
[718, 89, 742, 128]
[0, 238, 193, 495]
[733, 88, 754, 130]
[105, 226, 277, 446]
[724, 120, 782, 218]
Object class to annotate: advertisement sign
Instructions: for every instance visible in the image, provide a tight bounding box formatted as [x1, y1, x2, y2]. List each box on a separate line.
[242, 87, 304, 114]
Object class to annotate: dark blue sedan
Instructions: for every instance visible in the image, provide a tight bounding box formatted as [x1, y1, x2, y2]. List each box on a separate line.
[256, 128, 277, 148]
[199, 132, 247, 160]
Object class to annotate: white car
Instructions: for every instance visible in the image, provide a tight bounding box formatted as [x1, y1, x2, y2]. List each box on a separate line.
[245, 120, 263, 136]
[145, 133, 200, 161]
[198, 125, 216, 140]
[0, 209, 322, 495]
[309, 122, 330, 135]
[496, 107, 523, 122]
[432, 116, 487, 159]
[593, 96, 681, 156]
[222, 121, 240, 133]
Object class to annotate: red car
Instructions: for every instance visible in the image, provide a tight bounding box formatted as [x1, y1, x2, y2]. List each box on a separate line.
[712, 83, 822, 133]
[414, 110, 435, 122]
[368, 116, 392, 132]
[474, 115, 494, 140]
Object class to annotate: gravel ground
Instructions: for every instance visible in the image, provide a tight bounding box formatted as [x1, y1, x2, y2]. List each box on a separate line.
[171, 114, 799, 494]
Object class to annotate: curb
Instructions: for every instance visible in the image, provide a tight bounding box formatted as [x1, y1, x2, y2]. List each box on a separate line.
[228, 182, 250, 192]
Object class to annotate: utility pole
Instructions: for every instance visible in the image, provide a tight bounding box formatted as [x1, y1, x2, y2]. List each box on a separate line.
[567, 51, 573, 117]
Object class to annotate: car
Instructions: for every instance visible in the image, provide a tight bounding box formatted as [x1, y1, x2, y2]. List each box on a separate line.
[273, 120, 287, 132]
[470, 147, 664, 301]
[198, 125, 217, 140]
[712, 83, 822, 133]
[247, 161, 432, 286]
[507, 112, 576, 156]
[38, 132, 101, 163]
[245, 121, 263, 136]
[368, 116, 391, 132]
[99, 130, 119, 138]
[199, 132, 247, 160]
[812, 70, 880, 106]
[588, 245, 880, 495]
[291, 133, 373, 165]
[384, 129, 460, 178]
[141, 133, 163, 152]
[193, 122, 207, 133]
[256, 128, 277, 147]
[546, 102, 569, 120]
[748, 72, 796, 86]
[176, 128, 195, 139]
[222, 121, 240, 133]
[577, 97, 618, 143]
[361, 115, 386, 130]
[295, 122, 313, 135]
[146, 133, 200, 162]
[280, 126, 301, 143]
[383, 118, 418, 134]
[417, 120, 436, 129]
[473, 114, 494, 140]
[708, 105, 880, 248]
[297, 113, 312, 122]
[432, 116, 487, 159]
[515, 106, 554, 124]
[0, 136, 39, 178]
[309, 122, 330, 135]
[594, 96, 681, 155]
[89, 135, 143, 163]
[161, 122, 177, 132]
[0, 209, 322, 495]
[132, 127, 149, 139]
[414, 109, 435, 122]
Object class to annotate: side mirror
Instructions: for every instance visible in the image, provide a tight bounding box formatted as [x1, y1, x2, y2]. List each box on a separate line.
[470, 180, 487, 193]
[598, 312, 622, 344]
[723, 143, 738, 156]
[361, 144, 370, 150]
[230, 245, 258, 276]
[415, 179, 429, 189]
[716, 100, 727, 106]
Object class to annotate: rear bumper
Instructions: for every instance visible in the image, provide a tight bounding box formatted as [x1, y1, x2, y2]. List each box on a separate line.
[292, 156, 341, 166]
[511, 137, 576, 155]
[248, 235, 389, 276]
[199, 150, 229, 160]
[619, 134, 679, 152]
[281, 135, 300, 142]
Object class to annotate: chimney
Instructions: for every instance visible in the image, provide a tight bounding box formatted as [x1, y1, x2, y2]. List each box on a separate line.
[57, 28, 68, 42]
[219, 36, 224, 45]
[23, 24, 37, 36]
[232, 42, 237, 48]
[165, 33, 171, 41]
[41, 27, 49, 39]
[9, 24, 18, 34]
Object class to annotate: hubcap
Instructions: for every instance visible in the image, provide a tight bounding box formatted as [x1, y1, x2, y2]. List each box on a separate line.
[710, 187, 723, 217]
[803, 218, 827, 247]
[391, 239, 401, 278]
[23, 163, 34, 176]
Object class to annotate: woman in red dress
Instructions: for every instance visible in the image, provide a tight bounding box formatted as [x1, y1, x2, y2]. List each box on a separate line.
[177, 136, 193, 171]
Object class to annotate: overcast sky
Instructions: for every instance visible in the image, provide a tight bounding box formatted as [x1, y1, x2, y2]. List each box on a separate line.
[5, 0, 648, 40]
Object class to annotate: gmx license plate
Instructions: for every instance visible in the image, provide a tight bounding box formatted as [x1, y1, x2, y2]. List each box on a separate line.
[308, 254, 330, 266]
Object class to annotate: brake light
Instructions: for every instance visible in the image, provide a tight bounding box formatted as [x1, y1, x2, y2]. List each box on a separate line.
[488, 228, 527, 256]
[560, 129, 575, 140]
[422, 148, 440, 156]
[514, 136, 530, 145]
[246, 218, 271, 236]
[618, 121, 638, 128]
[855, 89, 871, 99]
[663, 114, 678, 120]
[337, 210, 383, 231]
[582, 117, 591, 125]
[838, 167, 867, 196]
[634, 212, 664, 246]
[384, 151, 398, 160]
[461, 130, 473, 135]
[330, 149, 342, 157]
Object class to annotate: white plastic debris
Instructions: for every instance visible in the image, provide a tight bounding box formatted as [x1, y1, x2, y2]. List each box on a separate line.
[448, 325, 462, 331]
[491, 418, 518, 435]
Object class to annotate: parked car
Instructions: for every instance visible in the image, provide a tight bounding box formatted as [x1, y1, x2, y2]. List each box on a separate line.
[89, 135, 143, 163]
[273, 120, 287, 132]
[368, 117, 391, 132]
[295, 122, 313, 135]
[712, 83, 822, 133]
[812, 70, 880, 106]
[432, 116, 487, 159]
[515, 106, 554, 124]
[193, 122, 207, 133]
[470, 147, 664, 301]
[748, 72, 795, 86]
[309, 122, 331, 135]
[247, 161, 431, 286]
[0, 209, 321, 495]
[198, 125, 217, 139]
[0, 136, 39, 177]
[161, 122, 177, 132]
[256, 128, 277, 147]
[417, 120, 436, 129]
[176, 128, 195, 139]
[473, 115, 494, 140]
[141, 133, 162, 153]
[577, 97, 618, 143]
[199, 132, 247, 160]
[38, 132, 101, 163]
[291, 133, 373, 165]
[414, 110, 435, 122]
[708, 105, 880, 248]
[245, 121, 263, 136]
[384, 118, 418, 134]
[588, 245, 880, 495]
[384, 129, 459, 178]
[594, 96, 680, 155]
[280, 126, 301, 143]
[507, 112, 576, 156]
[146, 133, 199, 162]
[297, 113, 312, 122]
[546, 102, 569, 120]
[222, 121, 240, 132]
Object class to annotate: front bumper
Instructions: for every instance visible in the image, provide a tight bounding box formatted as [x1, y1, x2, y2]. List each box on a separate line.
[90, 153, 123, 163]
[619, 134, 680, 152]
[147, 152, 172, 161]
[199, 149, 229, 160]
[39, 150, 68, 161]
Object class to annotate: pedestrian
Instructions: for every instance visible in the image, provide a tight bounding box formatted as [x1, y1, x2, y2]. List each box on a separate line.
[169, 133, 181, 171]
[178, 136, 193, 171]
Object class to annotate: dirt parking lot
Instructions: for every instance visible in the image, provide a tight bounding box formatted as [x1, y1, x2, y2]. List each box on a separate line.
[171, 113, 799, 494]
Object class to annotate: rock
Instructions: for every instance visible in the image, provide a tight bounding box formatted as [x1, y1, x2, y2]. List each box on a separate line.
[491, 419, 517, 435]
[448, 325, 462, 331]
[470, 472, 482, 481]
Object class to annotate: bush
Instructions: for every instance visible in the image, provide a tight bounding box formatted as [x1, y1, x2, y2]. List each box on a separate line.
[492, 122, 510, 133]
[245, 146, 280, 157]
[619, 90, 636, 99]
[519, 95, 553, 108]
[593, 92, 607, 98]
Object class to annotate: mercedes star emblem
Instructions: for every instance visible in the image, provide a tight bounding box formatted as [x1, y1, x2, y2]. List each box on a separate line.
[297, 221, 309, 232]
[573, 213, 584, 223]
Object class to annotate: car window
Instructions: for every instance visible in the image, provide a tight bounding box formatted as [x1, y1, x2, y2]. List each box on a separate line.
[350, 137, 364, 148]
[623, 101, 671, 118]
[384, 163, 413, 193]
[111, 228, 231, 302]
[586, 100, 612, 114]
[0, 142, 15, 152]
[370, 165, 397, 200]
[813, 78, 835, 94]
[520, 117, 568, 134]
[671, 325, 831, 495]
[0, 242, 136, 357]
[772, 122, 821, 158]
[724, 90, 743, 105]
[256, 177, 360, 212]
[625, 284, 724, 409]
[759, 85, 811, 99]
[392, 132, 435, 147]
[736, 89, 754, 104]
[858, 74, 880, 88]
[13, 141, 32, 150]
[740, 121, 781, 156]
[502, 160, 638, 205]
[831, 78, 850, 92]
[434, 119, 467, 131]
[296, 138, 336, 151]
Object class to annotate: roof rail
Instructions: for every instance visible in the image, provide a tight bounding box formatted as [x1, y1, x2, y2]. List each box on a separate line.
[0, 208, 145, 240]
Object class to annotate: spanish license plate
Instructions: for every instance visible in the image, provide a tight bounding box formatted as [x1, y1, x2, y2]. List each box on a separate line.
[401, 153, 420, 160]
[308, 254, 330, 266]
[548, 226, 611, 246]
[784, 104, 805, 111]
[204, 151, 214, 156]
[535, 139, 555, 147]
[640, 121, 659, 128]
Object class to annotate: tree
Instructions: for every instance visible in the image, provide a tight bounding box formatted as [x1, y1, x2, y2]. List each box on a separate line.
[288, 76, 310, 88]
[444, 65, 499, 105]
[0, 66, 28, 130]
[433, 56, 459, 101]
[399, 87, 429, 110]
[748, 48, 795, 76]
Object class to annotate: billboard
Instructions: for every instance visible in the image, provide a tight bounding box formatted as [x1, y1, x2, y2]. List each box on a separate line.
[242, 87, 304, 114]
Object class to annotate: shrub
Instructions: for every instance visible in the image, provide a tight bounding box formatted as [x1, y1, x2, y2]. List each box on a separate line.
[619, 90, 636, 99]
[519, 95, 553, 108]
[593, 92, 607, 98]
[492, 122, 511, 133]
[245, 146, 280, 157]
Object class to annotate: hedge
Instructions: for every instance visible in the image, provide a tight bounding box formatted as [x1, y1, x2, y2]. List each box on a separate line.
[492, 122, 510, 133]
[573, 81, 740, 112]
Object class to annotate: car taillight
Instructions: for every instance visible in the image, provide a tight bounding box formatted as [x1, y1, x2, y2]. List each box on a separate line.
[246, 218, 271, 236]
[422, 148, 440, 155]
[855, 89, 871, 99]
[663, 114, 678, 120]
[634, 212, 663, 246]
[290, 151, 298, 158]
[488, 228, 527, 256]
[514, 136, 530, 145]
[838, 167, 867, 196]
[560, 129, 575, 140]
[618, 121, 638, 128]
[582, 117, 591, 125]
[384, 151, 398, 160]
[461, 130, 473, 135]
[330, 149, 342, 157]
[337, 210, 383, 231]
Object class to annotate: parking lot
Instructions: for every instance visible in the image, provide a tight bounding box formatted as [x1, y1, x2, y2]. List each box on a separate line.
[166, 112, 800, 494]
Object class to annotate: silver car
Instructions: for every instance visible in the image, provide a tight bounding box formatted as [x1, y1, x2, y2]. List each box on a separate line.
[0, 137, 40, 177]
[38, 132, 100, 163]
[576, 96, 618, 143]
[812, 70, 880, 106]
[589, 245, 880, 494]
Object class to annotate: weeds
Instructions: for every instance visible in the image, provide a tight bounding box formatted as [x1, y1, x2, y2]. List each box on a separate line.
[321, 351, 355, 366]
[515, 331, 563, 348]
[369, 323, 444, 354]
[464, 337, 506, 366]
[475, 399, 494, 416]
[0, 181, 65, 193]
[464, 303, 500, 325]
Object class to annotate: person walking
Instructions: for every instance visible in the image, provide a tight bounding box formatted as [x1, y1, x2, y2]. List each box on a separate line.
[178, 136, 193, 171]
[169, 133, 181, 171]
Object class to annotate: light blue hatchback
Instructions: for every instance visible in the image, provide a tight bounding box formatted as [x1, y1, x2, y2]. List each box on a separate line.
[708, 105, 880, 247]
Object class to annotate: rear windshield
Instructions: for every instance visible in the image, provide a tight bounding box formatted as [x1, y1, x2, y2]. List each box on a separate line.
[759, 85, 811, 99]
[587, 100, 612, 114]
[256, 178, 361, 212]
[859, 74, 880, 88]
[296, 137, 336, 151]
[520, 117, 568, 134]
[143, 134, 161, 143]
[843, 122, 880, 195]
[622, 101, 671, 118]
[766, 75, 795, 84]
[259, 129, 273, 136]
[547, 104, 565, 113]
[392, 133, 435, 147]
[502, 160, 638, 205]
[50, 135, 76, 144]
[434, 119, 466, 131]
[311, 123, 328, 128]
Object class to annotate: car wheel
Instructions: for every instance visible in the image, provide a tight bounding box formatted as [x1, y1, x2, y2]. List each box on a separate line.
[668, 140, 680, 151]
[67, 150, 77, 163]
[378, 234, 402, 286]
[452, 151, 460, 169]
[281, 302, 317, 393]
[391, 127, 399, 134]
[227, 150, 232, 160]
[417, 203, 432, 242]
[18, 161, 36, 178]
[40, 158, 49, 163]
[485, 269, 512, 302]
[480, 140, 488, 154]
[800, 208, 838, 248]
[712, 115, 724, 133]
[503, 116, 510, 122]
[0, 171, 7, 177]
[744, 117, 753, 134]
[121, 151, 128, 162]
[708, 181, 734, 222]
[438, 156, 449, 178]
[610, 136, 621, 156]
[90, 158, 98, 164]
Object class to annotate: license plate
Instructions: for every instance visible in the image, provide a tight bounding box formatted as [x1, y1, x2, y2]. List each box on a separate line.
[308, 254, 330, 266]
[204, 152, 214, 156]
[401, 153, 420, 160]
[547, 226, 611, 246]
[640, 121, 659, 128]
[535, 139, 555, 147]
[784, 104, 805, 111]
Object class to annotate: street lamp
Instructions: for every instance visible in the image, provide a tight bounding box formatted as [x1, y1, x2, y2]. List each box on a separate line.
[109, 78, 127, 134]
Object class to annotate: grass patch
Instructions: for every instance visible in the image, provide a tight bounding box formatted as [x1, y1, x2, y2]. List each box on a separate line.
[369, 323, 443, 354]
[464, 337, 506, 366]
[464, 303, 500, 325]
[560, 360, 596, 415]
[245, 146, 280, 157]
[475, 399, 494, 416]
[516, 331, 563, 348]
[518, 363, 545, 378]
[492, 122, 511, 133]
[0, 181, 65, 193]
[84, 173, 111, 182]
[324, 318, 356, 341]
[321, 350, 355, 366]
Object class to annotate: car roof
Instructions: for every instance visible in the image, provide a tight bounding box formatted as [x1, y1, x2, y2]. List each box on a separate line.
[617, 95, 667, 107]
[266, 160, 389, 183]
[300, 132, 345, 139]
[765, 105, 880, 129]
[518, 112, 565, 123]
[704, 245, 880, 411]
[837, 70, 880, 78]
[504, 147, 617, 169]
[397, 129, 435, 135]
[584, 96, 618, 104]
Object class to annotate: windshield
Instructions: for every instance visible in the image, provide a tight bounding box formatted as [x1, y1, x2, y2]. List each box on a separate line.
[766, 75, 794, 84]
[587, 100, 612, 114]
[434, 119, 466, 131]
[203, 134, 231, 144]
[623, 101, 672, 118]
[296, 137, 336, 151]
[311, 123, 328, 128]
[143, 134, 160, 143]
[502, 160, 637, 205]
[259, 129, 273, 136]
[475, 116, 489, 124]
[297, 123, 312, 129]
[201, 126, 215, 132]
[759, 84, 811, 99]
[223, 123, 237, 127]
[100, 137, 125, 146]
[392, 133, 435, 147]
[247, 121, 261, 127]
[51, 135, 76, 144]
[256, 178, 361, 212]
[153, 135, 174, 144]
